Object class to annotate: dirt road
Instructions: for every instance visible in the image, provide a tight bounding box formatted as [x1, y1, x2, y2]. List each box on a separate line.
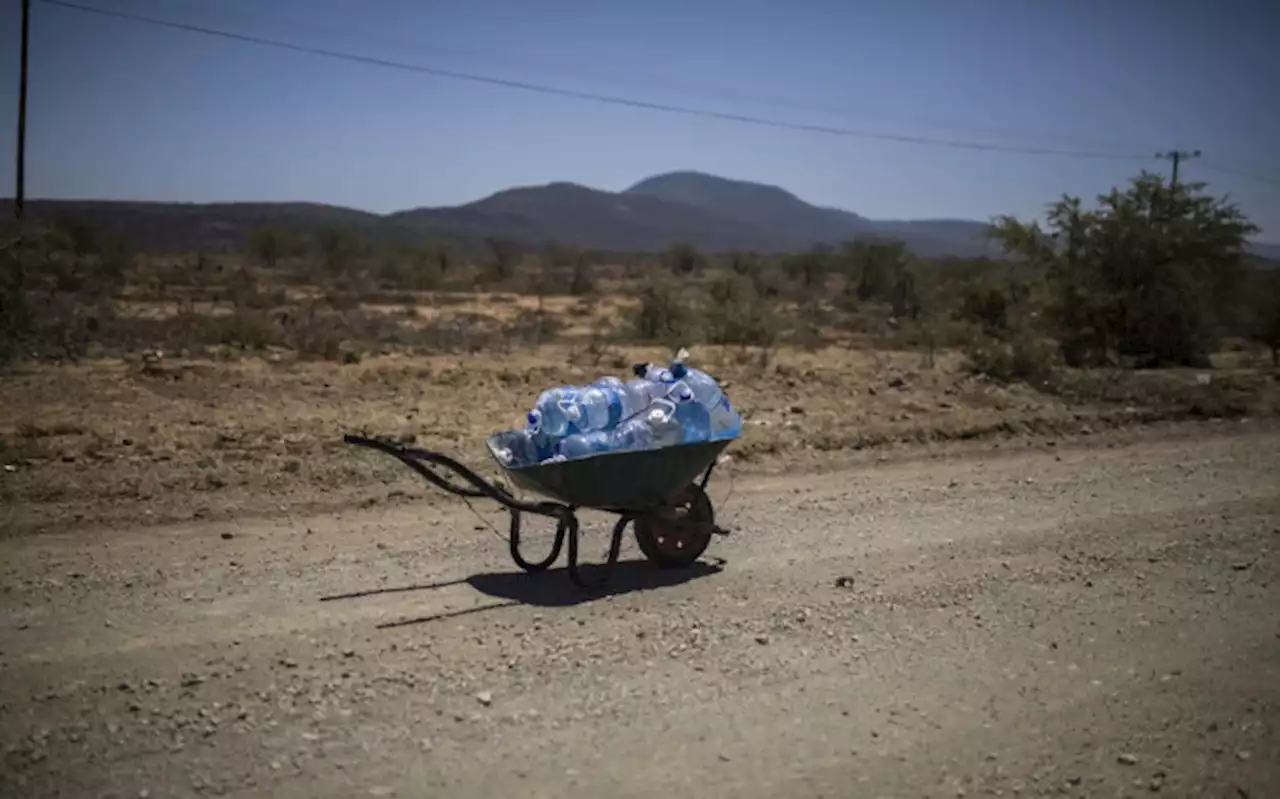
[3, 423, 1278, 798]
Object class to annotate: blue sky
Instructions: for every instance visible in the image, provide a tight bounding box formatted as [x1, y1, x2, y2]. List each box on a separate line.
[1, 0, 1277, 239]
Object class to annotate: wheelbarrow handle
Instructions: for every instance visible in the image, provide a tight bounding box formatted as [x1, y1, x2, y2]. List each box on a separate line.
[342, 434, 565, 518]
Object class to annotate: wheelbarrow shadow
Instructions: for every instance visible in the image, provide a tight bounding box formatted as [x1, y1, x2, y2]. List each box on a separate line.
[321, 557, 726, 629]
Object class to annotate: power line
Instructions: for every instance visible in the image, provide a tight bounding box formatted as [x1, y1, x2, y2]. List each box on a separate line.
[41, 0, 1154, 161]
[129, 0, 1159, 157]
[1201, 162, 1280, 190]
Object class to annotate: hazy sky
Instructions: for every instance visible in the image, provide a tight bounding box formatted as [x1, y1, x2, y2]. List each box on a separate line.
[1, 0, 1277, 238]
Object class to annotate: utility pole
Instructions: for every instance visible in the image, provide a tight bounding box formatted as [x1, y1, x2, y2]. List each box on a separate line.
[14, 0, 31, 222]
[1156, 149, 1200, 189]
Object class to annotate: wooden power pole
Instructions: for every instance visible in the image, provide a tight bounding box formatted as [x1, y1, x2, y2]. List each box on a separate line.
[14, 0, 31, 221]
[1156, 149, 1200, 189]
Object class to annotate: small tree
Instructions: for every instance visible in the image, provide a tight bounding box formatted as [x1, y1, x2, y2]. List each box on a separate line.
[839, 238, 910, 304]
[249, 226, 287, 267]
[987, 172, 1258, 368]
[704, 272, 779, 347]
[632, 278, 691, 344]
[662, 241, 707, 276]
[484, 236, 518, 284]
[567, 249, 594, 296]
[727, 250, 757, 277]
[781, 245, 831, 293]
[958, 285, 1010, 336]
[423, 238, 453, 279]
[315, 226, 365, 274]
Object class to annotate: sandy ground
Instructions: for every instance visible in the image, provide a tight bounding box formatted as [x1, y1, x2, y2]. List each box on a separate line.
[2, 420, 1278, 798]
[5, 349, 1275, 538]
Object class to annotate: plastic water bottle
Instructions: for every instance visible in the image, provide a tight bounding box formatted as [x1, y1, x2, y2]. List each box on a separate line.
[669, 355, 723, 408]
[528, 386, 580, 439]
[591, 375, 626, 391]
[669, 384, 711, 443]
[624, 376, 667, 410]
[707, 395, 742, 439]
[493, 429, 539, 468]
[634, 361, 676, 385]
[556, 429, 611, 460]
[643, 399, 685, 448]
[609, 413, 658, 453]
[521, 411, 559, 461]
[563, 382, 641, 432]
[669, 352, 740, 439]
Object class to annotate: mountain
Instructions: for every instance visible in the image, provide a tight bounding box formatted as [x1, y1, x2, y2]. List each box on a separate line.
[622, 172, 997, 258]
[0, 200, 406, 252]
[391, 172, 998, 257]
[1248, 241, 1280, 262]
[4, 172, 1276, 262]
[388, 180, 786, 253]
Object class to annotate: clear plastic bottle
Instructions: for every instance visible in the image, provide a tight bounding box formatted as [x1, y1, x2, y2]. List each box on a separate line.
[707, 395, 742, 439]
[522, 411, 558, 461]
[669, 384, 711, 443]
[556, 429, 612, 460]
[645, 363, 676, 383]
[609, 413, 658, 453]
[562, 382, 643, 432]
[669, 352, 740, 439]
[591, 375, 626, 391]
[493, 428, 540, 468]
[527, 385, 581, 439]
[644, 399, 685, 448]
[624, 376, 666, 410]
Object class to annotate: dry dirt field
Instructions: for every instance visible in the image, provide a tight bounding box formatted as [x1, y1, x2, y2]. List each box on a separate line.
[1, 421, 1277, 798]
[1, 339, 1279, 798]
[4, 343, 1277, 535]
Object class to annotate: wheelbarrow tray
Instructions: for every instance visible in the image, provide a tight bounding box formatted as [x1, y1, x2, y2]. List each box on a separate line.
[486, 431, 733, 512]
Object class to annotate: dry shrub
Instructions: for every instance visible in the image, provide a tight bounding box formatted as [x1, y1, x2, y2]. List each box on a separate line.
[963, 326, 1056, 385]
[631, 277, 693, 345]
[377, 252, 443, 292]
[567, 259, 595, 296]
[704, 273, 780, 348]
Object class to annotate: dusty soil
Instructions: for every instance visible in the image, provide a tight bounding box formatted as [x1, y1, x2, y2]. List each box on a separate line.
[2, 421, 1277, 798]
[4, 346, 1275, 537]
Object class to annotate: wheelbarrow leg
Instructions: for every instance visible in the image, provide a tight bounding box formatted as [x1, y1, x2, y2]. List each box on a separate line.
[566, 513, 632, 589]
[507, 509, 567, 573]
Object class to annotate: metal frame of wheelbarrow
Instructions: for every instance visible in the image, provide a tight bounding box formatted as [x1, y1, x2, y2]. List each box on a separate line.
[342, 434, 734, 589]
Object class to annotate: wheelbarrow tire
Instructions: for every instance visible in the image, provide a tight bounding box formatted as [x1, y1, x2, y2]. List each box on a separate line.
[634, 483, 714, 568]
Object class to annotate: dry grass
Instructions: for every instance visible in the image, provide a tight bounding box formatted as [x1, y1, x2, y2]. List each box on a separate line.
[3, 249, 1278, 536]
[4, 342, 1276, 537]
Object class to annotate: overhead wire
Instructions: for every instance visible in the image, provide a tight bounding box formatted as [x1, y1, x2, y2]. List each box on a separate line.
[1201, 162, 1280, 190]
[37, 0, 1280, 201]
[115, 0, 1161, 157]
[42, 0, 1154, 161]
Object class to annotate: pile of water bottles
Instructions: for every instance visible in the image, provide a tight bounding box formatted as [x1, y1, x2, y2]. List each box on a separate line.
[494, 350, 743, 467]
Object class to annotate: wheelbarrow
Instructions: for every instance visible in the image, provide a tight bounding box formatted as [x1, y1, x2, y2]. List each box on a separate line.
[342, 430, 735, 589]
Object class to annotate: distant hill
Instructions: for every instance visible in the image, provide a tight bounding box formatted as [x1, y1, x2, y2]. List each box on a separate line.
[1248, 241, 1280, 263]
[4, 171, 1277, 262]
[388, 180, 788, 253]
[1, 200, 402, 252]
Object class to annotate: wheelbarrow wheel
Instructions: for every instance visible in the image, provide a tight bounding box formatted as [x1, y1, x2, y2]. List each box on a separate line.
[634, 483, 714, 568]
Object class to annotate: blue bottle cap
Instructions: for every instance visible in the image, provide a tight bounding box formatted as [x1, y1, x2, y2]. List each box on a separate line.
[670, 363, 689, 379]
